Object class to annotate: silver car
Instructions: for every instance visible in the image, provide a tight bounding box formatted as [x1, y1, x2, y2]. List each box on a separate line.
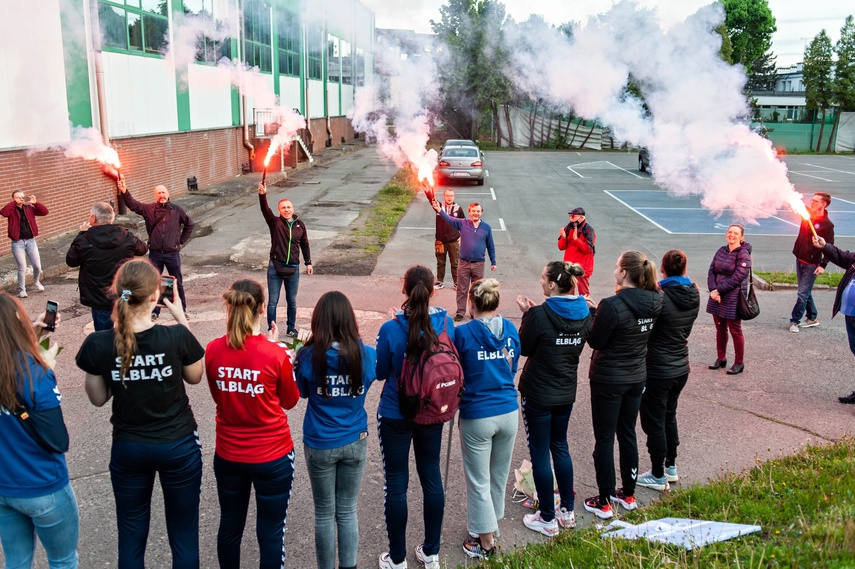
[435, 146, 485, 186]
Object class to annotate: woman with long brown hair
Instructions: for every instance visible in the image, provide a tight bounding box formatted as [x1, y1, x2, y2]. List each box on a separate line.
[707, 224, 751, 375]
[295, 291, 377, 569]
[375, 265, 455, 569]
[0, 293, 78, 568]
[76, 258, 205, 569]
[204, 279, 299, 569]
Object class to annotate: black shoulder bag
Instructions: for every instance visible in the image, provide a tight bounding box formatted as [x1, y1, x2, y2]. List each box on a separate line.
[737, 268, 760, 321]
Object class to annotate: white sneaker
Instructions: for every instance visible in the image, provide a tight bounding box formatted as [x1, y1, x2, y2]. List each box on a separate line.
[379, 552, 407, 569]
[800, 319, 819, 328]
[414, 544, 439, 569]
[788, 323, 800, 333]
[18, 290, 27, 298]
[665, 465, 679, 482]
[557, 507, 576, 529]
[34, 281, 44, 292]
[523, 511, 559, 536]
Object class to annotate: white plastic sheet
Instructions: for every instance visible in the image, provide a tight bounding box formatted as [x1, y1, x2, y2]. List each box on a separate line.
[601, 517, 762, 550]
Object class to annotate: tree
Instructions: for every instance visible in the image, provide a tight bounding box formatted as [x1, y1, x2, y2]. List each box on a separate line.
[431, 0, 513, 141]
[803, 30, 835, 152]
[722, 0, 776, 71]
[831, 16, 855, 152]
[746, 49, 778, 92]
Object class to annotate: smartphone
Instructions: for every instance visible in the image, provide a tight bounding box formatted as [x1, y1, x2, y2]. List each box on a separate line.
[44, 300, 58, 332]
[157, 276, 176, 306]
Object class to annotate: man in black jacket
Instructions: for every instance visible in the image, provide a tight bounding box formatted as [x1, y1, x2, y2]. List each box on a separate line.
[119, 179, 195, 317]
[813, 235, 855, 404]
[434, 189, 464, 289]
[66, 202, 148, 330]
[790, 192, 834, 332]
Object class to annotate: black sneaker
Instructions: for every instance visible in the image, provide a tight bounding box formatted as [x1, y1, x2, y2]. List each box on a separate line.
[839, 391, 855, 404]
[434, 282, 445, 289]
[453, 314, 464, 323]
[286, 328, 298, 338]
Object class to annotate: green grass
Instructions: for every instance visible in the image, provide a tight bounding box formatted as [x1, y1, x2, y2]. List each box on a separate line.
[351, 169, 418, 254]
[478, 438, 855, 568]
[756, 271, 843, 288]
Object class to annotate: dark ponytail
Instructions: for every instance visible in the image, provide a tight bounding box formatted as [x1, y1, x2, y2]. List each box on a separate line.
[401, 265, 437, 365]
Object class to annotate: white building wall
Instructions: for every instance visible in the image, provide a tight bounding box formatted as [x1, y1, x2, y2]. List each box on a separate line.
[341, 84, 354, 115]
[327, 84, 341, 115]
[0, 0, 70, 148]
[279, 76, 302, 111]
[308, 80, 325, 118]
[188, 65, 232, 130]
[103, 52, 178, 136]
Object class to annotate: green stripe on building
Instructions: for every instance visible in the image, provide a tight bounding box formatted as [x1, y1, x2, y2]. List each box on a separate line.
[60, 0, 93, 127]
[172, 0, 191, 131]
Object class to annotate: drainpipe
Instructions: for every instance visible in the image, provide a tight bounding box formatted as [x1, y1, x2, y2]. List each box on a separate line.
[89, 1, 125, 213]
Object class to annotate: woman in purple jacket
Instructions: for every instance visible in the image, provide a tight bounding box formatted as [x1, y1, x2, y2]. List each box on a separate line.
[706, 224, 751, 375]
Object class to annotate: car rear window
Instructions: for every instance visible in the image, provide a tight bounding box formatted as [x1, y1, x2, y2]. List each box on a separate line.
[445, 148, 478, 157]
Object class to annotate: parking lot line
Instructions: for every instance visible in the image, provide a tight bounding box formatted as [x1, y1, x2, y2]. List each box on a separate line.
[787, 171, 836, 182]
[605, 161, 644, 179]
[805, 164, 855, 176]
[566, 166, 587, 178]
[490, 188, 496, 200]
[604, 190, 673, 234]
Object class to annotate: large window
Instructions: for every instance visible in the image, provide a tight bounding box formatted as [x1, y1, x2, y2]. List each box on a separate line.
[307, 25, 323, 80]
[243, 0, 271, 72]
[355, 47, 365, 87]
[99, 0, 169, 55]
[183, 0, 231, 64]
[340, 40, 352, 85]
[276, 9, 300, 77]
[327, 34, 340, 84]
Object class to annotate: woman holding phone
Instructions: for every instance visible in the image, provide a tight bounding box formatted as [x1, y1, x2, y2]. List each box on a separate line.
[76, 259, 205, 569]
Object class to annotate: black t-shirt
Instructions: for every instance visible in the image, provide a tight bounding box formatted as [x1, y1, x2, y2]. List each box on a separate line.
[76, 324, 205, 443]
[18, 208, 33, 240]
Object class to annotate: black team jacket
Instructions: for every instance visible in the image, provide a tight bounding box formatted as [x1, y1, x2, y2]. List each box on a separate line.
[646, 281, 700, 380]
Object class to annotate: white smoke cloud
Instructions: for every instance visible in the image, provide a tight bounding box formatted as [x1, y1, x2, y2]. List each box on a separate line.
[349, 36, 439, 181]
[505, 1, 796, 221]
[263, 108, 308, 165]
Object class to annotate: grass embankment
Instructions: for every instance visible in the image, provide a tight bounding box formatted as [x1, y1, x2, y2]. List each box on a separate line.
[483, 438, 855, 568]
[756, 271, 843, 288]
[351, 169, 418, 255]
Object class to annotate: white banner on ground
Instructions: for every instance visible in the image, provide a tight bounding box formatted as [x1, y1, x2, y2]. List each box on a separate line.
[601, 517, 762, 550]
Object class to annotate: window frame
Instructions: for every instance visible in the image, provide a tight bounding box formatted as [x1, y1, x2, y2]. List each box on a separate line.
[276, 8, 301, 78]
[98, 0, 169, 57]
[243, 0, 272, 73]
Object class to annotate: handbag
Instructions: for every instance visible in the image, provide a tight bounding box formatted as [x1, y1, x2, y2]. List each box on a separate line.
[12, 405, 70, 454]
[737, 268, 760, 321]
[272, 258, 298, 278]
[434, 240, 445, 255]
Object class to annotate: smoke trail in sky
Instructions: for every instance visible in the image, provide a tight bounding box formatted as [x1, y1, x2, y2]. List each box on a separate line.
[349, 36, 439, 182]
[505, 0, 794, 221]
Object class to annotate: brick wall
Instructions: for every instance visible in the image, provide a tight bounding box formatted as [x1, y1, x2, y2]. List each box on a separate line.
[307, 117, 356, 154]
[0, 127, 248, 256]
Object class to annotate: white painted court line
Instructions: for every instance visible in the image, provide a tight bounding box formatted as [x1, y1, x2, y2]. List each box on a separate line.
[605, 161, 644, 179]
[566, 166, 586, 178]
[490, 188, 496, 200]
[499, 218, 506, 231]
[828, 196, 855, 207]
[787, 171, 836, 182]
[805, 164, 855, 176]
[485, 170, 490, 177]
[604, 190, 673, 234]
[734, 201, 800, 228]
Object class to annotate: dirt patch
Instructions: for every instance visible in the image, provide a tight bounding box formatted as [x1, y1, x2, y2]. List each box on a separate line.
[313, 209, 381, 276]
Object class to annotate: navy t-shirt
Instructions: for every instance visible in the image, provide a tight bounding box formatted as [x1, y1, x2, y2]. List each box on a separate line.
[76, 324, 205, 443]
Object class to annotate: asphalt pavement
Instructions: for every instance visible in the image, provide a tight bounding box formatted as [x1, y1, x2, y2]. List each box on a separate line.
[3, 147, 855, 568]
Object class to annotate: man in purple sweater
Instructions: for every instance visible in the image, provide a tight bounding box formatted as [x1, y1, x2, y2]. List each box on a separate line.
[431, 200, 496, 322]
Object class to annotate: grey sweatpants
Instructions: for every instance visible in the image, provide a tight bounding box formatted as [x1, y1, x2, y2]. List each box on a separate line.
[459, 410, 519, 535]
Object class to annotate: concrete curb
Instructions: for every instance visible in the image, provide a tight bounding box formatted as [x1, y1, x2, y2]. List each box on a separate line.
[1, 140, 367, 292]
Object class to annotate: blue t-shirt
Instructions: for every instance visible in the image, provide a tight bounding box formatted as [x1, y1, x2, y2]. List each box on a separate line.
[0, 354, 69, 498]
[295, 341, 377, 449]
[375, 308, 455, 420]
[453, 317, 520, 420]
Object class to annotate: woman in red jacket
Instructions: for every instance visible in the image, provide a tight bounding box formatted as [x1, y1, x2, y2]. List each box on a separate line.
[205, 279, 300, 569]
[1, 190, 49, 298]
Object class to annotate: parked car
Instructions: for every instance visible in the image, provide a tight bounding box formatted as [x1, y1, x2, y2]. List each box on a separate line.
[440, 139, 478, 151]
[638, 147, 650, 172]
[435, 146, 484, 186]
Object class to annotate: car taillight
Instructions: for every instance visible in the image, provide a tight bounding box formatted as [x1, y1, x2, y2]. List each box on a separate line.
[439, 161, 450, 167]
[470, 161, 482, 167]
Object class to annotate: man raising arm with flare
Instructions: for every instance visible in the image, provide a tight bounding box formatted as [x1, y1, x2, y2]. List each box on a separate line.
[789, 193, 834, 333]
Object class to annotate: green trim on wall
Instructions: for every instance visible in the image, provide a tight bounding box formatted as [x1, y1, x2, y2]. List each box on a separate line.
[172, 1, 191, 131]
[271, 5, 280, 97]
[299, 18, 305, 115]
[231, 38, 241, 126]
[60, 0, 93, 127]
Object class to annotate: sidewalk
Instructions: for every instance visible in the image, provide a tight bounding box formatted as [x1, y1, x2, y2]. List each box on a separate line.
[0, 139, 368, 292]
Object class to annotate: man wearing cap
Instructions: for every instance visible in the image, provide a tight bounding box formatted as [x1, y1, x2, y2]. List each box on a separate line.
[558, 207, 596, 296]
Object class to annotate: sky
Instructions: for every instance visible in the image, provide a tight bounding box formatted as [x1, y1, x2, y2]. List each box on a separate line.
[363, 0, 852, 67]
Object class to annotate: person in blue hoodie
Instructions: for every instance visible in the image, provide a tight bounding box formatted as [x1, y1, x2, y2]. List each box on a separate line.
[375, 265, 454, 569]
[453, 278, 520, 560]
[295, 291, 377, 569]
[515, 262, 593, 536]
[0, 293, 79, 568]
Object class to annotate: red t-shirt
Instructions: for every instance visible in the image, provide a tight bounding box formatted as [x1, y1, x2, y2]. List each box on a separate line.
[205, 334, 299, 463]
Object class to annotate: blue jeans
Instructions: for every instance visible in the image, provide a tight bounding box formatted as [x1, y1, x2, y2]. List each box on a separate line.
[0, 483, 79, 569]
[304, 439, 367, 569]
[213, 451, 294, 569]
[521, 398, 575, 520]
[149, 250, 187, 313]
[92, 308, 114, 331]
[377, 416, 444, 563]
[110, 433, 203, 569]
[11, 238, 42, 292]
[845, 316, 855, 356]
[266, 261, 299, 331]
[791, 261, 818, 324]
